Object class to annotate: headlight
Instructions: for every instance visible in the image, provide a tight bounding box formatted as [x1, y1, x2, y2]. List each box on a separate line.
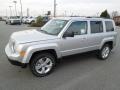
[9, 39, 26, 56]
[12, 42, 15, 52]
[9, 39, 17, 53]
[11, 20, 14, 23]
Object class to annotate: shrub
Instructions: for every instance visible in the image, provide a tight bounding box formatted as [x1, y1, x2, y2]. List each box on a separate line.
[30, 16, 45, 27]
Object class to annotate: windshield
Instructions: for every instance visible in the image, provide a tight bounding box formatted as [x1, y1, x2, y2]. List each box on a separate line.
[10, 16, 20, 19]
[41, 19, 68, 35]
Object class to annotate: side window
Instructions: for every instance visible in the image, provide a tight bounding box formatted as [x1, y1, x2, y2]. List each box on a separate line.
[90, 21, 103, 33]
[105, 21, 114, 32]
[66, 21, 87, 35]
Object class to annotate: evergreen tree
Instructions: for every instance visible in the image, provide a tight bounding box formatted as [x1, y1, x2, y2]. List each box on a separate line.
[100, 10, 110, 18]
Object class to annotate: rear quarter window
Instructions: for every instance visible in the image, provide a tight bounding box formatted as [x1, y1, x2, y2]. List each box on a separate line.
[105, 21, 114, 32]
[90, 21, 103, 34]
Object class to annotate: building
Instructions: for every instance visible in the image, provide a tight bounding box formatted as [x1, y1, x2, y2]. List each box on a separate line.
[113, 16, 120, 25]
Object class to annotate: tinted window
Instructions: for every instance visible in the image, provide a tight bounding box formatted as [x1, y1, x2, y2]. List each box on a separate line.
[105, 21, 114, 32]
[66, 21, 87, 35]
[90, 21, 103, 33]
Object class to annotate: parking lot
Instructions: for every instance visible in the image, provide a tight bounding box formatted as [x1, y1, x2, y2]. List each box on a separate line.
[0, 21, 120, 90]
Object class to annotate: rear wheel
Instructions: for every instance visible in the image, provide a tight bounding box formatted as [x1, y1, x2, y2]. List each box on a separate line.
[30, 52, 56, 77]
[97, 44, 111, 60]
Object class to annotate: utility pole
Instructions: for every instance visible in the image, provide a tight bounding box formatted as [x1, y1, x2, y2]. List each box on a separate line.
[64, 11, 67, 17]
[6, 9, 8, 17]
[9, 6, 12, 16]
[20, 0, 23, 18]
[13, 1, 17, 16]
[27, 8, 29, 17]
[54, 0, 57, 17]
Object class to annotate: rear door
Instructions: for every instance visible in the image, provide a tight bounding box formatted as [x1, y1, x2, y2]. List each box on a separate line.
[86, 20, 105, 50]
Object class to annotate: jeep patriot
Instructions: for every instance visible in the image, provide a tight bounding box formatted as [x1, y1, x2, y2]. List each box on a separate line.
[5, 17, 117, 77]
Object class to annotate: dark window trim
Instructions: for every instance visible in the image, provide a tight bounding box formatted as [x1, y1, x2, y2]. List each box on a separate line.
[105, 21, 114, 32]
[65, 21, 88, 35]
[90, 21, 103, 34]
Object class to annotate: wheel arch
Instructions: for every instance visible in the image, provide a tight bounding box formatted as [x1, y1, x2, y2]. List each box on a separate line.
[29, 49, 58, 64]
[100, 40, 114, 50]
[22, 44, 62, 64]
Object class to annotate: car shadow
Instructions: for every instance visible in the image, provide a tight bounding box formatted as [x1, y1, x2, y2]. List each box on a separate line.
[56, 51, 98, 69]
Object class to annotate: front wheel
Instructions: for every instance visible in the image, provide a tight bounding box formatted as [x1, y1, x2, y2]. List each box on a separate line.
[19, 23, 22, 25]
[97, 44, 111, 60]
[30, 52, 56, 77]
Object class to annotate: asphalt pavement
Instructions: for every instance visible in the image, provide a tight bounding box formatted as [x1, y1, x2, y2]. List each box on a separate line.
[0, 21, 120, 90]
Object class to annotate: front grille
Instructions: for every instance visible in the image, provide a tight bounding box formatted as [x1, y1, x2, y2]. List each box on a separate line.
[14, 20, 21, 23]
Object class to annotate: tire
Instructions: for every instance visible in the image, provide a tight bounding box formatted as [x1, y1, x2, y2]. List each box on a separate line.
[30, 52, 56, 77]
[9, 21, 11, 25]
[97, 44, 111, 60]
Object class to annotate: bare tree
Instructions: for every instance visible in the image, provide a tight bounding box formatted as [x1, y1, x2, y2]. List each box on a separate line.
[111, 11, 119, 18]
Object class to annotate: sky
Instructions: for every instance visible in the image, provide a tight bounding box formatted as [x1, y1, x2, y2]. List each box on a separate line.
[0, 0, 120, 17]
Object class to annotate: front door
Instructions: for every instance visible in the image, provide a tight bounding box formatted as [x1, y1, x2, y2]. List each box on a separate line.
[60, 21, 89, 56]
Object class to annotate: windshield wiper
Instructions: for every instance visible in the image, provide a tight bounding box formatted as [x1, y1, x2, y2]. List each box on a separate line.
[39, 30, 57, 36]
[40, 30, 49, 34]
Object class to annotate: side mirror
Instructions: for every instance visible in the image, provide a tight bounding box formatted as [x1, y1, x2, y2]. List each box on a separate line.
[63, 32, 74, 38]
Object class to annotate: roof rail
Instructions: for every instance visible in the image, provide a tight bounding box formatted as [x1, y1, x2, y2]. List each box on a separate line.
[86, 16, 101, 18]
[86, 16, 111, 19]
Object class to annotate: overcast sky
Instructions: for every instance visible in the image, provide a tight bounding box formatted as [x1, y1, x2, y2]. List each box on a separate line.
[0, 0, 120, 16]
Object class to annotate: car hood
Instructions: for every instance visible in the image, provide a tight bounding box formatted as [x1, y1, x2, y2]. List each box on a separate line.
[11, 29, 58, 44]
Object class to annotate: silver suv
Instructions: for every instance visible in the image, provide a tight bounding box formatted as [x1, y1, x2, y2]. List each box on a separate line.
[5, 17, 117, 77]
[6, 16, 22, 25]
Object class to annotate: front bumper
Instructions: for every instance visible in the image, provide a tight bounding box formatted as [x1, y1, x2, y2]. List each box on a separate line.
[11, 20, 21, 24]
[26, 20, 33, 24]
[7, 57, 27, 67]
[5, 44, 27, 67]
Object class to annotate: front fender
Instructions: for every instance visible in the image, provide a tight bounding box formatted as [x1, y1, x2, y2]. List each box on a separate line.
[22, 43, 61, 63]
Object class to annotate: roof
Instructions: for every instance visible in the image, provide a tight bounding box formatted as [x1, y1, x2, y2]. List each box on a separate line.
[54, 17, 113, 21]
